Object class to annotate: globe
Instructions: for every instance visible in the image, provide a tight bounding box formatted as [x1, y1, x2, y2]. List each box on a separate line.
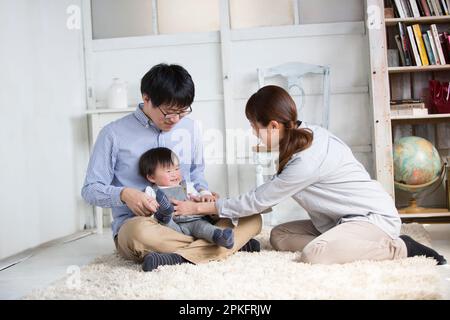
[393, 136, 444, 213]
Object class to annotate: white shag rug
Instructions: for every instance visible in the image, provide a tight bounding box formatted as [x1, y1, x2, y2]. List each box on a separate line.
[26, 223, 443, 300]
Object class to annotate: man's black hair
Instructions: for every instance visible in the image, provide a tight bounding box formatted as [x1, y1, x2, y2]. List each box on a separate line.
[139, 147, 179, 178]
[140, 63, 195, 109]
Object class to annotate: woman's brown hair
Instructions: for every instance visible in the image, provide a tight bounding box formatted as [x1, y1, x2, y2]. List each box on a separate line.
[245, 85, 313, 174]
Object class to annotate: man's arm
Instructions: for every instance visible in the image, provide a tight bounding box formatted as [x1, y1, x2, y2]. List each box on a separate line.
[81, 126, 159, 216]
[81, 125, 125, 208]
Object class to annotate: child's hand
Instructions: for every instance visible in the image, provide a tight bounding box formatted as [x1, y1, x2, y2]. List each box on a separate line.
[188, 194, 201, 202]
[211, 192, 220, 200]
[188, 193, 215, 202]
[196, 190, 218, 202]
[199, 194, 215, 202]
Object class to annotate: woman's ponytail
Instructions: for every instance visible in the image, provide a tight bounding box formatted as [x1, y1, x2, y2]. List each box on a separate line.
[278, 124, 313, 174]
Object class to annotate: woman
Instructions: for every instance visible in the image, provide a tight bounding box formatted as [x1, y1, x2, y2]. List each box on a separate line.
[174, 85, 446, 265]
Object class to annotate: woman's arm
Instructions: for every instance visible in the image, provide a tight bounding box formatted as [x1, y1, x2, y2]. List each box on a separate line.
[174, 155, 319, 220]
[172, 199, 217, 216]
[215, 155, 319, 220]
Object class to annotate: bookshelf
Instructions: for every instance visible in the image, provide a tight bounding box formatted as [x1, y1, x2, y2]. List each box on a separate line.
[385, 15, 450, 25]
[388, 64, 450, 72]
[391, 112, 450, 121]
[367, 0, 450, 222]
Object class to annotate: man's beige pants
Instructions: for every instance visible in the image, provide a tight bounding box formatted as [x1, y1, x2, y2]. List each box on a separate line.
[115, 214, 262, 264]
[270, 220, 407, 264]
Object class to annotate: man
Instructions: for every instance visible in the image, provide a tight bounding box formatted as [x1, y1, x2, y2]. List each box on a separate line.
[81, 64, 261, 271]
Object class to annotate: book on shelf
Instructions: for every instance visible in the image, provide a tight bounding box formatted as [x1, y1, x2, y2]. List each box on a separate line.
[431, 24, 447, 63]
[420, 0, 432, 16]
[423, 32, 437, 63]
[439, 31, 450, 62]
[391, 99, 423, 104]
[441, 0, 449, 14]
[390, 100, 429, 116]
[393, 0, 406, 18]
[413, 24, 430, 65]
[391, 0, 450, 17]
[441, 0, 450, 16]
[407, 25, 423, 65]
[405, 0, 414, 16]
[427, 0, 436, 15]
[398, 22, 413, 65]
[411, 0, 422, 17]
[442, 0, 450, 14]
[395, 34, 408, 65]
[427, 30, 442, 63]
[394, 22, 449, 66]
[446, 32, 450, 59]
[431, 0, 442, 15]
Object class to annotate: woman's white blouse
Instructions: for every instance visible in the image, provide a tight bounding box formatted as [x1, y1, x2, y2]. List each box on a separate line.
[215, 124, 401, 239]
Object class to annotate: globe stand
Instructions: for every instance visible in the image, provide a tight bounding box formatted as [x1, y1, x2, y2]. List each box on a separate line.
[398, 199, 449, 214]
[396, 165, 449, 214]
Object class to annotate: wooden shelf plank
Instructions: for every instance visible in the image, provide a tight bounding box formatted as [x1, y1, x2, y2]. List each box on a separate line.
[399, 212, 450, 219]
[385, 16, 450, 26]
[388, 65, 450, 73]
[391, 113, 450, 121]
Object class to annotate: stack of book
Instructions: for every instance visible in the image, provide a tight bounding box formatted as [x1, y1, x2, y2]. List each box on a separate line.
[390, 99, 429, 116]
[391, 0, 450, 17]
[395, 23, 450, 66]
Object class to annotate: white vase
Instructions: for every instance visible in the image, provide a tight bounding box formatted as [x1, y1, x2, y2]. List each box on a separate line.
[107, 78, 128, 109]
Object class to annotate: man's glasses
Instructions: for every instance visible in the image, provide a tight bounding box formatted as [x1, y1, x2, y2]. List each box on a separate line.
[158, 106, 192, 120]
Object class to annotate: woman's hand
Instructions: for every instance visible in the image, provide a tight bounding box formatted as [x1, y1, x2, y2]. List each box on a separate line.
[172, 199, 200, 216]
[198, 194, 216, 202]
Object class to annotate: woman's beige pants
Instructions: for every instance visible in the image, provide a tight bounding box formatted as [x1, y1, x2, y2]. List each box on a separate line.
[270, 220, 407, 264]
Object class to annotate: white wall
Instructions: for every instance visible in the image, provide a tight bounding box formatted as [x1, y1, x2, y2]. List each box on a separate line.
[0, 0, 91, 259]
[91, 0, 154, 39]
[299, 0, 364, 23]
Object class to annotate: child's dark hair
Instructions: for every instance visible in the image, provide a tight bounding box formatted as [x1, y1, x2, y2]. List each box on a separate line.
[140, 63, 195, 109]
[139, 147, 179, 178]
